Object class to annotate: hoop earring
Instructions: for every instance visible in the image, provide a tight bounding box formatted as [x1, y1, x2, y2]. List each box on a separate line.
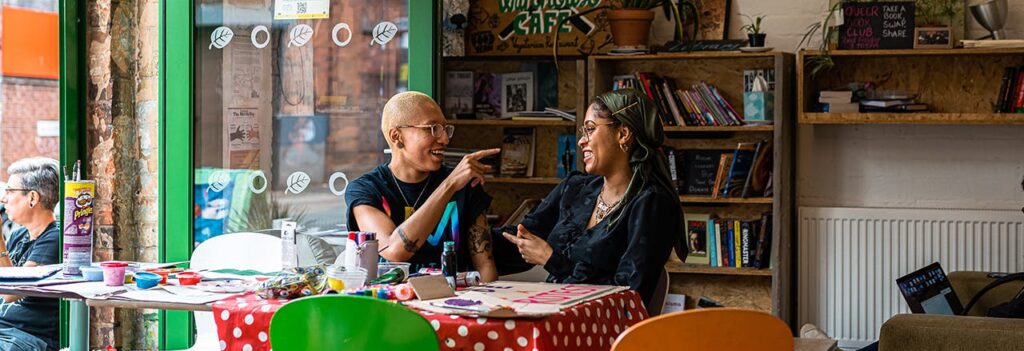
[619, 143, 629, 153]
[29, 202, 35, 209]
[397, 141, 405, 149]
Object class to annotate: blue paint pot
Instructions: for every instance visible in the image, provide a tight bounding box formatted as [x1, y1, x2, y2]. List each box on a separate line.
[79, 266, 104, 281]
[134, 271, 162, 289]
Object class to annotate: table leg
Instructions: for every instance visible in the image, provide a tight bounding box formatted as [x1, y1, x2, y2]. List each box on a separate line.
[69, 299, 89, 351]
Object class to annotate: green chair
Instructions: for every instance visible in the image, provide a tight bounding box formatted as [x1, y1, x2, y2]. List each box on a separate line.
[269, 295, 441, 351]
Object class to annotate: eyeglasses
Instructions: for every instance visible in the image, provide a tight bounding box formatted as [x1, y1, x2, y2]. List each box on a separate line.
[1, 188, 32, 194]
[396, 124, 455, 139]
[577, 121, 618, 142]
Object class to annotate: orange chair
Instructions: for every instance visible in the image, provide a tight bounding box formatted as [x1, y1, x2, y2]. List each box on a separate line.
[612, 308, 793, 351]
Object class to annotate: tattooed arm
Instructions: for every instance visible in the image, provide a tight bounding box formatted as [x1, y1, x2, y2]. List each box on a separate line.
[468, 214, 497, 282]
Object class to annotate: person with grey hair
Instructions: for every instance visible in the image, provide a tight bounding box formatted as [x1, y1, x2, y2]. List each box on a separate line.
[0, 157, 60, 351]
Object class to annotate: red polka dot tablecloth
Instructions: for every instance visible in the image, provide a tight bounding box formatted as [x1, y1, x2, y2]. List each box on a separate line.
[213, 290, 648, 351]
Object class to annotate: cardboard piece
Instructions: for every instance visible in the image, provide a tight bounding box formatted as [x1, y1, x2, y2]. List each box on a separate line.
[408, 275, 455, 300]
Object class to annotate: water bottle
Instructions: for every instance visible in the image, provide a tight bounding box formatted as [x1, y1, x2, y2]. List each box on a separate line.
[441, 241, 457, 288]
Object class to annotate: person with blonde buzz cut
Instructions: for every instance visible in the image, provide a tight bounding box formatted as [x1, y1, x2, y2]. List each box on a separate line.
[346, 91, 499, 281]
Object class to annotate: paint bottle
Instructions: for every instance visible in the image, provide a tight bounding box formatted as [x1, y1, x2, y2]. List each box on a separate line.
[455, 271, 482, 288]
[440, 241, 457, 288]
[357, 232, 379, 280]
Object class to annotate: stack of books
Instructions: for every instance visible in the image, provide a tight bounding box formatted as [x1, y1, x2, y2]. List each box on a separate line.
[612, 73, 743, 126]
[666, 141, 773, 199]
[996, 66, 1024, 113]
[859, 95, 929, 112]
[682, 212, 773, 269]
[818, 90, 858, 113]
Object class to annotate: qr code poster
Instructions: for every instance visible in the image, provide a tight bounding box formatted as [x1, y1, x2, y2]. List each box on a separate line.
[274, 0, 329, 20]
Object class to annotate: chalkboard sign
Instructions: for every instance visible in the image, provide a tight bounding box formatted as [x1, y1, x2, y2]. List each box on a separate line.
[839, 2, 915, 50]
[683, 149, 731, 195]
[466, 1, 612, 56]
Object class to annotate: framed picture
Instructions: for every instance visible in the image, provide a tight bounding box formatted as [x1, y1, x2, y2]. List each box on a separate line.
[914, 27, 952, 48]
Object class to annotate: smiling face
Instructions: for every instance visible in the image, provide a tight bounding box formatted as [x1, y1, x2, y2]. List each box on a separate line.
[392, 105, 450, 172]
[578, 103, 630, 176]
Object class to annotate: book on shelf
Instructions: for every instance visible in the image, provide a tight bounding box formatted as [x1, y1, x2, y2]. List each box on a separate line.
[961, 39, 1024, 48]
[683, 213, 710, 265]
[611, 73, 742, 127]
[996, 66, 1024, 113]
[556, 133, 577, 179]
[501, 72, 535, 118]
[822, 102, 859, 113]
[681, 149, 731, 195]
[505, 108, 575, 121]
[501, 199, 540, 227]
[445, 71, 475, 119]
[710, 153, 733, 200]
[665, 146, 685, 193]
[721, 142, 757, 198]
[520, 62, 558, 111]
[474, 73, 502, 119]
[701, 214, 772, 268]
[444, 148, 499, 176]
[860, 103, 930, 112]
[500, 127, 536, 177]
[742, 141, 773, 198]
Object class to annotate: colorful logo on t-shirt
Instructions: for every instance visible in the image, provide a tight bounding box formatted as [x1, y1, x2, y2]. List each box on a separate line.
[426, 201, 460, 248]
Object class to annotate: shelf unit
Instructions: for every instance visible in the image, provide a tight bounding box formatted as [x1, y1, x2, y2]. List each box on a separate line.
[440, 56, 585, 218]
[589, 52, 794, 323]
[798, 48, 1024, 125]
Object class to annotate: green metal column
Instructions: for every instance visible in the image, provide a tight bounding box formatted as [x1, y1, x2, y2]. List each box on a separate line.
[59, 0, 86, 348]
[408, 0, 438, 97]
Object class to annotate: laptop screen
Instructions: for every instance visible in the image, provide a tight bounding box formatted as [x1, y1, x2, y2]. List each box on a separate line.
[896, 262, 964, 315]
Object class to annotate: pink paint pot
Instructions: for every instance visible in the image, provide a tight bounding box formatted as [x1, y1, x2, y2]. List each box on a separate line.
[100, 262, 128, 287]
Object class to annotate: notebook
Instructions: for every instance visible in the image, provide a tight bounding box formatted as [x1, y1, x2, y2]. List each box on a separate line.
[896, 262, 964, 315]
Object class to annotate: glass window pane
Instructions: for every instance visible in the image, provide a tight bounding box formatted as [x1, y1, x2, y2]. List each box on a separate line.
[193, 0, 408, 247]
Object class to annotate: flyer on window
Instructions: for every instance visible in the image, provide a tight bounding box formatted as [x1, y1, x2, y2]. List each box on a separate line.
[274, 0, 329, 20]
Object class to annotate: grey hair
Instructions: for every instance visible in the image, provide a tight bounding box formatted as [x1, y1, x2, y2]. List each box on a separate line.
[7, 157, 60, 209]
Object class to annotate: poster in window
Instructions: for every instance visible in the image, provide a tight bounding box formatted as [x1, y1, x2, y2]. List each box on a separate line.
[274, 116, 328, 189]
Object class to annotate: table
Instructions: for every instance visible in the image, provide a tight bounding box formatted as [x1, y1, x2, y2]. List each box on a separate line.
[214, 290, 649, 351]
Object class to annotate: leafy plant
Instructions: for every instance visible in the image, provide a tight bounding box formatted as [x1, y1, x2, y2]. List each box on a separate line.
[917, 0, 958, 26]
[228, 191, 307, 233]
[740, 14, 766, 35]
[796, 1, 848, 76]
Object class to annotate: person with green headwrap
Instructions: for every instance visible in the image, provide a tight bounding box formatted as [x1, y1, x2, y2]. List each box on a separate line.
[499, 89, 684, 308]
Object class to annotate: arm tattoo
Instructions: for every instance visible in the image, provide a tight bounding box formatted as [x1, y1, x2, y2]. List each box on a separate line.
[397, 227, 419, 253]
[468, 223, 493, 259]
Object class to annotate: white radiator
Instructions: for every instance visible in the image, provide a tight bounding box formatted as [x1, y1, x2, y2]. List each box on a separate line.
[798, 207, 1024, 349]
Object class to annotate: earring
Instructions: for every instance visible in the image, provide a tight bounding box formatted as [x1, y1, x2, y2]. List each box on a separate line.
[397, 141, 405, 149]
[619, 143, 629, 153]
[29, 202, 34, 208]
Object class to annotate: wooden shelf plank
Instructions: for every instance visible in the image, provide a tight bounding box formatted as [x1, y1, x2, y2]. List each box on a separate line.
[802, 47, 1024, 57]
[666, 261, 773, 277]
[679, 196, 773, 204]
[448, 119, 575, 127]
[800, 112, 1024, 125]
[484, 177, 562, 185]
[664, 125, 774, 132]
[593, 51, 780, 60]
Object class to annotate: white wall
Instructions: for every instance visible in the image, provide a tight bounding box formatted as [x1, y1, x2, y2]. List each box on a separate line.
[652, 1, 1024, 211]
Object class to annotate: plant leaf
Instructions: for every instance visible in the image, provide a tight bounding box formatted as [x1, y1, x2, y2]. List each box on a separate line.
[288, 24, 314, 48]
[209, 26, 234, 50]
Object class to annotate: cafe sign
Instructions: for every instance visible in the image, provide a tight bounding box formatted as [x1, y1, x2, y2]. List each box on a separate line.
[467, 0, 612, 56]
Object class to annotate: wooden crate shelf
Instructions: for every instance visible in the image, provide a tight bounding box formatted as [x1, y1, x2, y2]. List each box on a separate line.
[666, 261, 773, 277]
[592, 51, 782, 60]
[679, 196, 773, 204]
[448, 119, 575, 127]
[663, 125, 775, 132]
[802, 47, 1024, 57]
[484, 177, 562, 185]
[800, 112, 1024, 125]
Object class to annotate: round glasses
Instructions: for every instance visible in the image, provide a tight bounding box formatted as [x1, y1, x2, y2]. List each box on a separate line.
[577, 121, 618, 142]
[396, 124, 455, 139]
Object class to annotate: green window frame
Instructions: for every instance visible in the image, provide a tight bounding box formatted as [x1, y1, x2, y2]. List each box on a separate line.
[159, 1, 438, 348]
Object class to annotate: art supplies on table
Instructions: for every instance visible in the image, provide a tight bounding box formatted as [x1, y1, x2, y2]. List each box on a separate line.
[403, 281, 627, 318]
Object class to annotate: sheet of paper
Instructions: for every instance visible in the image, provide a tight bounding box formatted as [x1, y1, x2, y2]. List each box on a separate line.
[406, 291, 561, 318]
[107, 287, 236, 305]
[463, 281, 626, 307]
[0, 265, 63, 279]
[43, 282, 128, 299]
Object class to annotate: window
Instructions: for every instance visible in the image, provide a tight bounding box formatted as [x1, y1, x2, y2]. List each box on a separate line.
[193, 0, 410, 246]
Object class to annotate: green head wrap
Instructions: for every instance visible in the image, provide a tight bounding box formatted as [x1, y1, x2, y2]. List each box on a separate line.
[593, 89, 678, 231]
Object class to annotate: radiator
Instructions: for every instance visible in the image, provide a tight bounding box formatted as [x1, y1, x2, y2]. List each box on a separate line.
[798, 207, 1024, 349]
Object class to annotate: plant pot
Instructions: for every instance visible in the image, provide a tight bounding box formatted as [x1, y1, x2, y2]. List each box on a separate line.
[607, 9, 655, 50]
[747, 33, 767, 47]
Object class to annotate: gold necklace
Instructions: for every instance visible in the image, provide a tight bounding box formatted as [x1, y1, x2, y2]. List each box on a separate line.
[595, 191, 621, 221]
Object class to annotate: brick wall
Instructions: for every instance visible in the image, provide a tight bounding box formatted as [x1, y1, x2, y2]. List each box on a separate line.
[0, 77, 59, 179]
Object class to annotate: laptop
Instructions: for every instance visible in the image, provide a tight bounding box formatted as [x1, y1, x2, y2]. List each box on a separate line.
[896, 262, 964, 315]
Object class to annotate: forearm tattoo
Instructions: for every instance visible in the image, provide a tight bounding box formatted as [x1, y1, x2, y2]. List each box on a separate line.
[397, 226, 419, 253]
[469, 223, 493, 259]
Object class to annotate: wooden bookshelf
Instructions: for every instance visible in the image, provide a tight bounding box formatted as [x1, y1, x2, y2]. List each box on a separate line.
[798, 48, 1024, 125]
[801, 112, 1024, 125]
[589, 52, 794, 321]
[666, 261, 773, 277]
[679, 196, 773, 204]
[484, 177, 562, 185]
[449, 119, 575, 127]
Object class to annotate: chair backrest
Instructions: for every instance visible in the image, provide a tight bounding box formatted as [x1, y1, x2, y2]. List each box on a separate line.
[270, 295, 441, 351]
[646, 268, 670, 316]
[190, 232, 282, 272]
[612, 308, 793, 351]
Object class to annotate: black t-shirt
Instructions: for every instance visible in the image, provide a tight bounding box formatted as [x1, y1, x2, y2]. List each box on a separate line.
[0, 222, 60, 350]
[345, 164, 492, 273]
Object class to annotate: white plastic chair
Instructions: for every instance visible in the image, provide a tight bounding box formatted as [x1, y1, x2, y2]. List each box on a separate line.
[185, 232, 282, 350]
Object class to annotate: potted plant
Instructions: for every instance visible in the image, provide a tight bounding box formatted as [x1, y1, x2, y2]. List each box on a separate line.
[553, 0, 696, 63]
[741, 14, 767, 47]
[797, 0, 848, 76]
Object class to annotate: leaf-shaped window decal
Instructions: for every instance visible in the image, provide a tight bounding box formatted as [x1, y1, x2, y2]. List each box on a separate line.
[285, 171, 311, 194]
[209, 26, 234, 50]
[288, 24, 314, 47]
[370, 21, 398, 47]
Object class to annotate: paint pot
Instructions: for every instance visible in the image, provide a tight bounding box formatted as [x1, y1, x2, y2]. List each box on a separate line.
[100, 262, 128, 287]
[134, 272, 162, 289]
[145, 268, 175, 284]
[177, 271, 202, 286]
[79, 266, 104, 281]
[325, 264, 366, 291]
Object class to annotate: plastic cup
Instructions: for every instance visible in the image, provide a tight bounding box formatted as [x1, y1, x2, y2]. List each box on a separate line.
[326, 265, 367, 291]
[100, 262, 128, 287]
[377, 262, 411, 278]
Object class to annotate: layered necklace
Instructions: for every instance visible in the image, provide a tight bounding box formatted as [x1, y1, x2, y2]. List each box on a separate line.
[595, 190, 622, 222]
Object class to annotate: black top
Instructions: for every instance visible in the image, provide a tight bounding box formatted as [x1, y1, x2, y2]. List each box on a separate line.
[346, 164, 492, 273]
[511, 172, 679, 307]
[0, 222, 59, 350]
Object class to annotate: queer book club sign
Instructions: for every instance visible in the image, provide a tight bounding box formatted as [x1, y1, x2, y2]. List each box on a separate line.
[467, 0, 612, 56]
[839, 2, 915, 50]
